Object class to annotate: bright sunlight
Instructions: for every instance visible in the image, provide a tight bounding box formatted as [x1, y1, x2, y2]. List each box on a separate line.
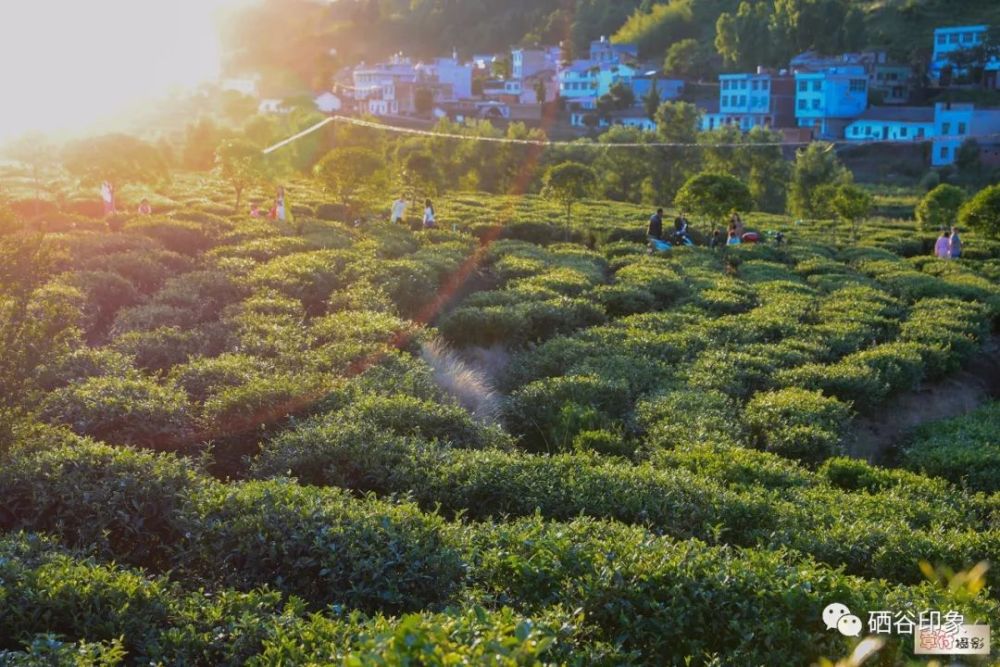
[0, 0, 256, 141]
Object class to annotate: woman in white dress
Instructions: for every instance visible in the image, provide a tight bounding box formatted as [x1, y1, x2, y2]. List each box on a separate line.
[422, 199, 435, 229]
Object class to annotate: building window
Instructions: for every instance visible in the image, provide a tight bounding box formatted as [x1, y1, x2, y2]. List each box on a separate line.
[937, 34, 946, 45]
[900, 126, 908, 137]
[721, 80, 729, 90]
[798, 99, 806, 110]
[812, 98, 820, 109]
[849, 79, 866, 92]
[940, 146, 949, 159]
[962, 32, 973, 42]
[949, 33, 958, 43]
[941, 122, 951, 135]
[798, 80, 807, 92]
[751, 80, 759, 91]
[812, 80, 822, 91]
[864, 125, 871, 136]
[722, 95, 729, 106]
[853, 126, 859, 136]
[958, 121, 966, 134]
[761, 80, 769, 90]
[917, 127, 925, 138]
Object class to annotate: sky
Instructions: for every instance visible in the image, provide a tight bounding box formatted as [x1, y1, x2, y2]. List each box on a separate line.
[0, 0, 258, 141]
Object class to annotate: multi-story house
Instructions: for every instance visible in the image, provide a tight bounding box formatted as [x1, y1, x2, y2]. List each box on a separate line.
[930, 25, 990, 84]
[794, 66, 868, 138]
[870, 63, 913, 104]
[419, 57, 473, 100]
[512, 47, 561, 81]
[701, 70, 795, 131]
[589, 36, 639, 66]
[559, 60, 599, 110]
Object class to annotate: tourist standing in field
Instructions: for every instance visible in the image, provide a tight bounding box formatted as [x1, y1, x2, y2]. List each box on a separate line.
[101, 181, 115, 216]
[727, 230, 741, 245]
[391, 195, 408, 225]
[950, 226, 962, 258]
[729, 213, 745, 238]
[423, 199, 436, 228]
[272, 186, 287, 222]
[250, 202, 261, 218]
[137, 198, 152, 215]
[935, 230, 951, 259]
[647, 208, 664, 241]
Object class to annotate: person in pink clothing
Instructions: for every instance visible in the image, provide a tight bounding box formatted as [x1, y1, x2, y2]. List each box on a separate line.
[934, 230, 951, 259]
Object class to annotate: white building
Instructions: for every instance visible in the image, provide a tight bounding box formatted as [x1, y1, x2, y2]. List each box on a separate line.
[844, 107, 934, 142]
[419, 57, 473, 100]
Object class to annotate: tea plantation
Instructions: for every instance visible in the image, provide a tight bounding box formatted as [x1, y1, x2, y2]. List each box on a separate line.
[1, 178, 999, 665]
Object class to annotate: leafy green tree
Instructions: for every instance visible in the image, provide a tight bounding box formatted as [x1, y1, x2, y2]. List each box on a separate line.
[403, 151, 441, 202]
[674, 172, 753, 229]
[542, 161, 597, 231]
[828, 184, 873, 241]
[594, 126, 655, 203]
[182, 118, 232, 171]
[315, 146, 386, 208]
[664, 38, 714, 79]
[63, 134, 168, 193]
[916, 184, 966, 231]
[787, 142, 851, 218]
[715, 2, 774, 68]
[215, 139, 271, 213]
[654, 100, 702, 197]
[643, 79, 661, 120]
[0, 233, 82, 411]
[958, 184, 1000, 238]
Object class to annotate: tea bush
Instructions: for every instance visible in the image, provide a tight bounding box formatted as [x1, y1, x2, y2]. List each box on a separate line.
[744, 388, 850, 465]
[902, 402, 1000, 493]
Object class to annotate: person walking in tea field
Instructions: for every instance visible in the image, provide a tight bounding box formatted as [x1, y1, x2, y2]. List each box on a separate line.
[709, 228, 724, 249]
[647, 208, 664, 241]
[250, 201, 262, 218]
[271, 186, 287, 222]
[935, 230, 951, 259]
[101, 181, 115, 216]
[950, 226, 962, 259]
[391, 194, 409, 225]
[423, 199, 436, 229]
[137, 198, 152, 215]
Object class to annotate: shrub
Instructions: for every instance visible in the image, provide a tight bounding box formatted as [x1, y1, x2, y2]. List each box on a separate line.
[777, 360, 888, 408]
[0, 443, 202, 565]
[124, 217, 213, 255]
[504, 375, 630, 453]
[200, 373, 326, 434]
[249, 249, 354, 312]
[636, 389, 744, 451]
[112, 326, 208, 373]
[169, 353, 269, 403]
[34, 348, 134, 391]
[175, 481, 464, 612]
[744, 388, 850, 465]
[39, 374, 195, 448]
[68, 270, 143, 334]
[588, 283, 657, 318]
[902, 402, 1000, 493]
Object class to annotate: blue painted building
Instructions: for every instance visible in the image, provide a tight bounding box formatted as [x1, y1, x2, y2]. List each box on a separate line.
[701, 70, 796, 131]
[794, 66, 868, 139]
[930, 25, 989, 84]
[844, 107, 934, 142]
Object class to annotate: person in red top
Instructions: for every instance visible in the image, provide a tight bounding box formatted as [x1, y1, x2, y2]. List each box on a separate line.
[137, 198, 152, 215]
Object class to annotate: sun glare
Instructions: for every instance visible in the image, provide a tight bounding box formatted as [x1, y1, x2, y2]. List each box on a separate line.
[0, 0, 256, 142]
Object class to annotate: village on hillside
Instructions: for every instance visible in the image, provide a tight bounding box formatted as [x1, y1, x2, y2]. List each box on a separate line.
[229, 25, 1000, 168]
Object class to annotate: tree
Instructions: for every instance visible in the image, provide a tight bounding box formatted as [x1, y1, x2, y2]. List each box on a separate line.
[828, 184, 873, 241]
[674, 172, 753, 229]
[403, 151, 441, 202]
[654, 101, 702, 197]
[182, 118, 232, 171]
[215, 139, 271, 213]
[957, 184, 1000, 239]
[664, 38, 713, 79]
[415, 88, 435, 116]
[63, 134, 168, 197]
[787, 142, 851, 218]
[314, 146, 385, 207]
[643, 79, 661, 120]
[955, 138, 982, 177]
[4, 134, 57, 214]
[542, 161, 596, 233]
[916, 184, 966, 231]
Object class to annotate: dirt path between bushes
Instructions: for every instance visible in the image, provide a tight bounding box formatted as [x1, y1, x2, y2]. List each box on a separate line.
[845, 335, 1000, 466]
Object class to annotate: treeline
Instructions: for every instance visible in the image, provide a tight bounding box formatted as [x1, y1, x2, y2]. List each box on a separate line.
[223, 0, 1000, 94]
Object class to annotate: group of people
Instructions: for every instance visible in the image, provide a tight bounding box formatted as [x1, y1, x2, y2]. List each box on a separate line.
[646, 209, 693, 248]
[391, 195, 437, 229]
[935, 226, 962, 259]
[249, 186, 288, 221]
[101, 181, 153, 217]
[649, 209, 772, 250]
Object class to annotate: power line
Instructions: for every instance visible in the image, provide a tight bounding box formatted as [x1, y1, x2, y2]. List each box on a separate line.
[262, 114, 1000, 154]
